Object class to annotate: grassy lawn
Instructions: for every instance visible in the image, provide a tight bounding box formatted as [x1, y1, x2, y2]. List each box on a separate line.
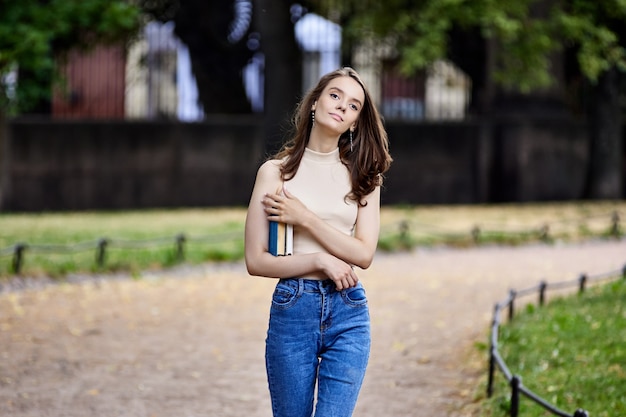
[378, 201, 624, 249]
[481, 278, 626, 417]
[0, 201, 624, 278]
[0, 208, 247, 277]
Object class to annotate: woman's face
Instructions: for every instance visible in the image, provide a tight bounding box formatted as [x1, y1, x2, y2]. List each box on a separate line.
[312, 75, 365, 136]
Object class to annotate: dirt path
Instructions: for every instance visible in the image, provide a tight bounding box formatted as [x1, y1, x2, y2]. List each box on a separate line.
[0, 239, 624, 417]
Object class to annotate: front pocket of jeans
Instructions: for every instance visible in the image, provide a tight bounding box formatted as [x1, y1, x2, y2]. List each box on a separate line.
[341, 286, 367, 307]
[271, 281, 299, 309]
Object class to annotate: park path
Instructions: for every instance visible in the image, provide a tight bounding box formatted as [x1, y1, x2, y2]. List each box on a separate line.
[0, 239, 624, 417]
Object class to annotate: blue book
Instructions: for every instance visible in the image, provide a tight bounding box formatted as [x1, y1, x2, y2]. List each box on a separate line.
[269, 220, 293, 256]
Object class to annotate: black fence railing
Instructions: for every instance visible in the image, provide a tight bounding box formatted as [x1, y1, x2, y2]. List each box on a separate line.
[379, 210, 622, 249]
[1, 210, 622, 276]
[487, 264, 626, 417]
[0, 231, 243, 275]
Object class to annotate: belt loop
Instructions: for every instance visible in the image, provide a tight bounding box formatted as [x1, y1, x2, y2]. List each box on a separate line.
[297, 278, 304, 296]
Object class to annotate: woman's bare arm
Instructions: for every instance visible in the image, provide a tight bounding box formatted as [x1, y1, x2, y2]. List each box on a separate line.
[263, 185, 381, 269]
[244, 161, 358, 289]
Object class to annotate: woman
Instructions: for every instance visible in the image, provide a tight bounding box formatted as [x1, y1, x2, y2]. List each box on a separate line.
[244, 67, 392, 417]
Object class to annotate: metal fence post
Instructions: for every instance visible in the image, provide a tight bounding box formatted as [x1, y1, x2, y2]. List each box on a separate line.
[610, 211, 620, 237]
[487, 345, 495, 397]
[487, 302, 499, 398]
[538, 281, 547, 306]
[11, 244, 26, 274]
[96, 238, 108, 268]
[510, 375, 521, 417]
[509, 289, 516, 321]
[578, 273, 587, 293]
[176, 233, 186, 262]
[471, 226, 480, 244]
[399, 221, 410, 247]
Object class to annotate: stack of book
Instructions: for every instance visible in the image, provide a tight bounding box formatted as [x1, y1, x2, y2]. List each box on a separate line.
[268, 220, 293, 256]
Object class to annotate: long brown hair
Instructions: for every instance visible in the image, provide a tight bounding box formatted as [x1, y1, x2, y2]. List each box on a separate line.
[273, 67, 392, 206]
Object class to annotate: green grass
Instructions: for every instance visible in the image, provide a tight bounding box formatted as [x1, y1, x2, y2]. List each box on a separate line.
[481, 279, 626, 417]
[0, 208, 247, 278]
[0, 201, 624, 278]
[377, 201, 624, 252]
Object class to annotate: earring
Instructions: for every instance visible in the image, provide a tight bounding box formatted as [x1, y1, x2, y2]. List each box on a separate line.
[311, 110, 315, 125]
[349, 130, 354, 152]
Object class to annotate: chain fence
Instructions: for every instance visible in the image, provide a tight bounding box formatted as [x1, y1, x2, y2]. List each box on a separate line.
[378, 210, 622, 250]
[0, 211, 622, 276]
[487, 264, 626, 417]
[0, 231, 242, 276]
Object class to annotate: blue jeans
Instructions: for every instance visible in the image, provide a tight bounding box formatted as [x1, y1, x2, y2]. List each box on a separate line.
[265, 278, 371, 417]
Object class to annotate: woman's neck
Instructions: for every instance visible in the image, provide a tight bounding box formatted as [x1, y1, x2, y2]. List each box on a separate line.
[308, 127, 340, 153]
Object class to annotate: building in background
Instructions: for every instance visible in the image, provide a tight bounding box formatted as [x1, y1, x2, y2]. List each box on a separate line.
[295, 13, 342, 93]
[125, 21, 203, 121]
[53, 45, 126, 118]
[51, 12, 470, 122]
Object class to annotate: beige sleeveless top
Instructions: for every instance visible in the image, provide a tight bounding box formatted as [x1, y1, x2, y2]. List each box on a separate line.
[284, 147, 358, 256]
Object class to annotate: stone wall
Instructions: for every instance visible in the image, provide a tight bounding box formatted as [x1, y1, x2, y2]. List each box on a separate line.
[0, 116, 606, 212]
[4, 117, 264, 211]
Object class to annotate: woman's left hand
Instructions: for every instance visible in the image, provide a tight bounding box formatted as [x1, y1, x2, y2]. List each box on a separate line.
[263, 186, 310, 226]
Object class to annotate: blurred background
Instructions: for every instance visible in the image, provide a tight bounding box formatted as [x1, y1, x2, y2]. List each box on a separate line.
[0, 0, 624, 211]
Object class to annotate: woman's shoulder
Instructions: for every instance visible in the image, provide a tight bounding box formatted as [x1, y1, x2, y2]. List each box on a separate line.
[258, 158, 282, 172]
[256, 159, 283, 181]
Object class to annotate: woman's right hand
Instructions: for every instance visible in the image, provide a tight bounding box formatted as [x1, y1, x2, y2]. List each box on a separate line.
[317, 252, 358, 290]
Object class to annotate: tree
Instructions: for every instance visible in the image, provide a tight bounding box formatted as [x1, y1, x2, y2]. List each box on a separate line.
[175, 0, 254, 113]
[254, 0, 302, 155]
[0, 0, 140, 208]
[141, 0, 256, 114]
[339, 0, 626, 199]
[0, 0, 140, 114]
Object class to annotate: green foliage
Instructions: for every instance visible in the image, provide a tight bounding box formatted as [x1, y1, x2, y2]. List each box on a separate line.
[336, 0, 626, 91]
[556, 1, 626, 82]
[484, 280, 626, 416]
[0, 0, 141, 113]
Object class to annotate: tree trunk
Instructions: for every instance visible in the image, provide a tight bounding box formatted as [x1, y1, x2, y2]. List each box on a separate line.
[254, 0, 302, 155]
[0, 109, 9, 210]
[584, 67, 623, 199]
[174, 0, 253, 114]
